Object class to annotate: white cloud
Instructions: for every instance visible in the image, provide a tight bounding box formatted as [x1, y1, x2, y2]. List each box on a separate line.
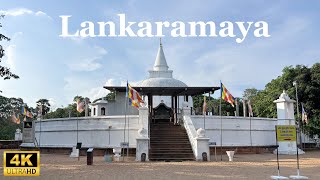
[86, 78, 128, 101]
[68, 56, 102, 71]
[0, 8, 33, 16]
[4, 45, 16, 70]
[35, 11, 46, 16]
[0, 8, 51, 19]
[48, 98, 59, 111]
[68, 46, 107, 71]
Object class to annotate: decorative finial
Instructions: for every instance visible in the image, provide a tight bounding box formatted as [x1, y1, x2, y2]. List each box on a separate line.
[160, 38, 162, 47]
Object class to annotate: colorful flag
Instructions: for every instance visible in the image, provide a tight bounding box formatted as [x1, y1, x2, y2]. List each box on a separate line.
[248, 100, 253, 117]
[76, 99, 84, 113]
[21, 106, 27, 115]
[127, 82, 144, 109]
[11, 114, 20, 124]
[16, 115, 20, 124]
[203, 96, 207, 115]
[21, 106, 33, 118]
[302, 103, 308, 124]
[221, 82, 235, 107]
[26, 111, 33, 118]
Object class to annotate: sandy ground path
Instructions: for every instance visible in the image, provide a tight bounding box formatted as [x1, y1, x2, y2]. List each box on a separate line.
[1, 150, 319, 180]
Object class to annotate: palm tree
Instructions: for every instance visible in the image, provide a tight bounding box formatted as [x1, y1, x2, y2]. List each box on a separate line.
[36, 99, 51, 115]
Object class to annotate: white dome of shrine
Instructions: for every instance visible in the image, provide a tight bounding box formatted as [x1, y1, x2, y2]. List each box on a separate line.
[138, 78, 187, 87]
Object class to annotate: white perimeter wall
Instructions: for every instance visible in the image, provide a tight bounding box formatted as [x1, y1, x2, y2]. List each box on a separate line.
[190, 116, 278, 146]
[33, 116, 142, 148]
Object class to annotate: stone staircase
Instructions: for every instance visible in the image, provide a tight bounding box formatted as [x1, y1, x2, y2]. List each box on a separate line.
[149, 121, 194, 161]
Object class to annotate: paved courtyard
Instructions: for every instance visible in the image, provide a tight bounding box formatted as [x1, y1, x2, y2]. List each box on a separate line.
[1, 149, 319, 180]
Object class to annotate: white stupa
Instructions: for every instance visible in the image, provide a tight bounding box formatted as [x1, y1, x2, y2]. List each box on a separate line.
[137, 39, 188, 88]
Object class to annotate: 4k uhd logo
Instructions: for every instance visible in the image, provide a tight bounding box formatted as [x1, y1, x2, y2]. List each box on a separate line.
[3, 151, 40, 176]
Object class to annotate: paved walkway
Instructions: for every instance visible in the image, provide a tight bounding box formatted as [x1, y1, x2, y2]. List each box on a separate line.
[1, 150, 319, 179]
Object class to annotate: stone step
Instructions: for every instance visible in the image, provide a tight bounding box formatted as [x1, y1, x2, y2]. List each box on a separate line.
[150, 121, 194, 161]
[149, 157, 194, 161]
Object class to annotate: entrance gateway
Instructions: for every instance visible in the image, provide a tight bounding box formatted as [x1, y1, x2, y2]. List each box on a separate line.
[105, 40, 219, 161]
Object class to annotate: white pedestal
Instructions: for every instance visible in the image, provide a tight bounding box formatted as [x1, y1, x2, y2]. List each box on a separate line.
[113, 147, 121, 162]
[226, 151, 235, 161]
[70, 146, 79, 158]
[270, 175, 289, 179]
[113, 154, 121, 162]
[194, 137, 210, 161]
[136, 137, 149, 161]
[289, 175, 308, 179]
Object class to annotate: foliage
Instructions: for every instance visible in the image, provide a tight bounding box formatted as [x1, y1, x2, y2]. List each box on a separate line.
[36, 99, 51, 115]
[243, 88, 259, 101]
[0, 95, 24, 139]
[0, 15, 19, 83]
[92, 92, 115, 103]
[192, 95, 241, 116]
[44, 96, 90, 119]
[246, 63, 320, 137]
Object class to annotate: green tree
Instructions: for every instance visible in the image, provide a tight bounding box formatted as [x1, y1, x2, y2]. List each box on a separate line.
[0, 95, 24, 139]
[192, 95, 238, 116]
[36, 99, 51, 115]
[0, 15, 19, 85]
[243, 88, 259, 101]
[251, 63, 320, 137]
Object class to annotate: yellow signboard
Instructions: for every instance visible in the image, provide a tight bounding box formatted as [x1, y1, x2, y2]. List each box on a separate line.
[3, 151, 40, 176]
[276, 125, 297, 142]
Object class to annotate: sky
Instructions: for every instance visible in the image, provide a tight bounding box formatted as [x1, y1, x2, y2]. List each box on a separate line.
[0, 0, 319, 110]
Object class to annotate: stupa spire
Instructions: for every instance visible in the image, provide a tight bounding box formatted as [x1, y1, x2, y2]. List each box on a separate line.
[153, 38, 169, 71]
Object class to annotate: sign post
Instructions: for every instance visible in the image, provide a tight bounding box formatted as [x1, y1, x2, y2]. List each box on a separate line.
[271, 125, 293, 180]
[289, 127, 309, 179]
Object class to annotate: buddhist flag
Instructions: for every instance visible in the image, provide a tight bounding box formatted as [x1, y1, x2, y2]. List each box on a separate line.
[11, 114, 20, 124]
[26, 111, 33, 118]
[248, 100, 253, 117]
[127, 82, 144, 109]
[221, 82, 235, 107]
[203, 96, 207, 115]
[76, 99, 84, 113]
[21, 106, 27, 115]
[16, 115, 20, 124]
[302, 103, 308, 124]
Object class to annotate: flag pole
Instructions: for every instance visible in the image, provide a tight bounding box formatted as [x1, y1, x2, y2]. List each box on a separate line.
[127, 108, 129, 158]
[123, 98, 127, 161]
[220, 81, 223, 161]
[123, 82, 128, 161]
[203, 93, 206, 130]
[249, 113, 252, 149]
[77, 112, 80, 161]
[39, 114, 41, 151]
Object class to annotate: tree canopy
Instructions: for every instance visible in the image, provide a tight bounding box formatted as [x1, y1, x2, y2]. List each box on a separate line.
[249, 63, 320, 137]
[0, 15, 19, 84]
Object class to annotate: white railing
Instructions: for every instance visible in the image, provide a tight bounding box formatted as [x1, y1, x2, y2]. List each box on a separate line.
[182, 115, 198, 158]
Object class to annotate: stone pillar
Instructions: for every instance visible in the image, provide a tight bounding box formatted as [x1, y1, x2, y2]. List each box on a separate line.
[195, 128, 210, 161]
[139, 106, 149, 130]
[136, 128, 149, 161]
[182, 102, 191, 116]
[273, 90, 304, 154]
